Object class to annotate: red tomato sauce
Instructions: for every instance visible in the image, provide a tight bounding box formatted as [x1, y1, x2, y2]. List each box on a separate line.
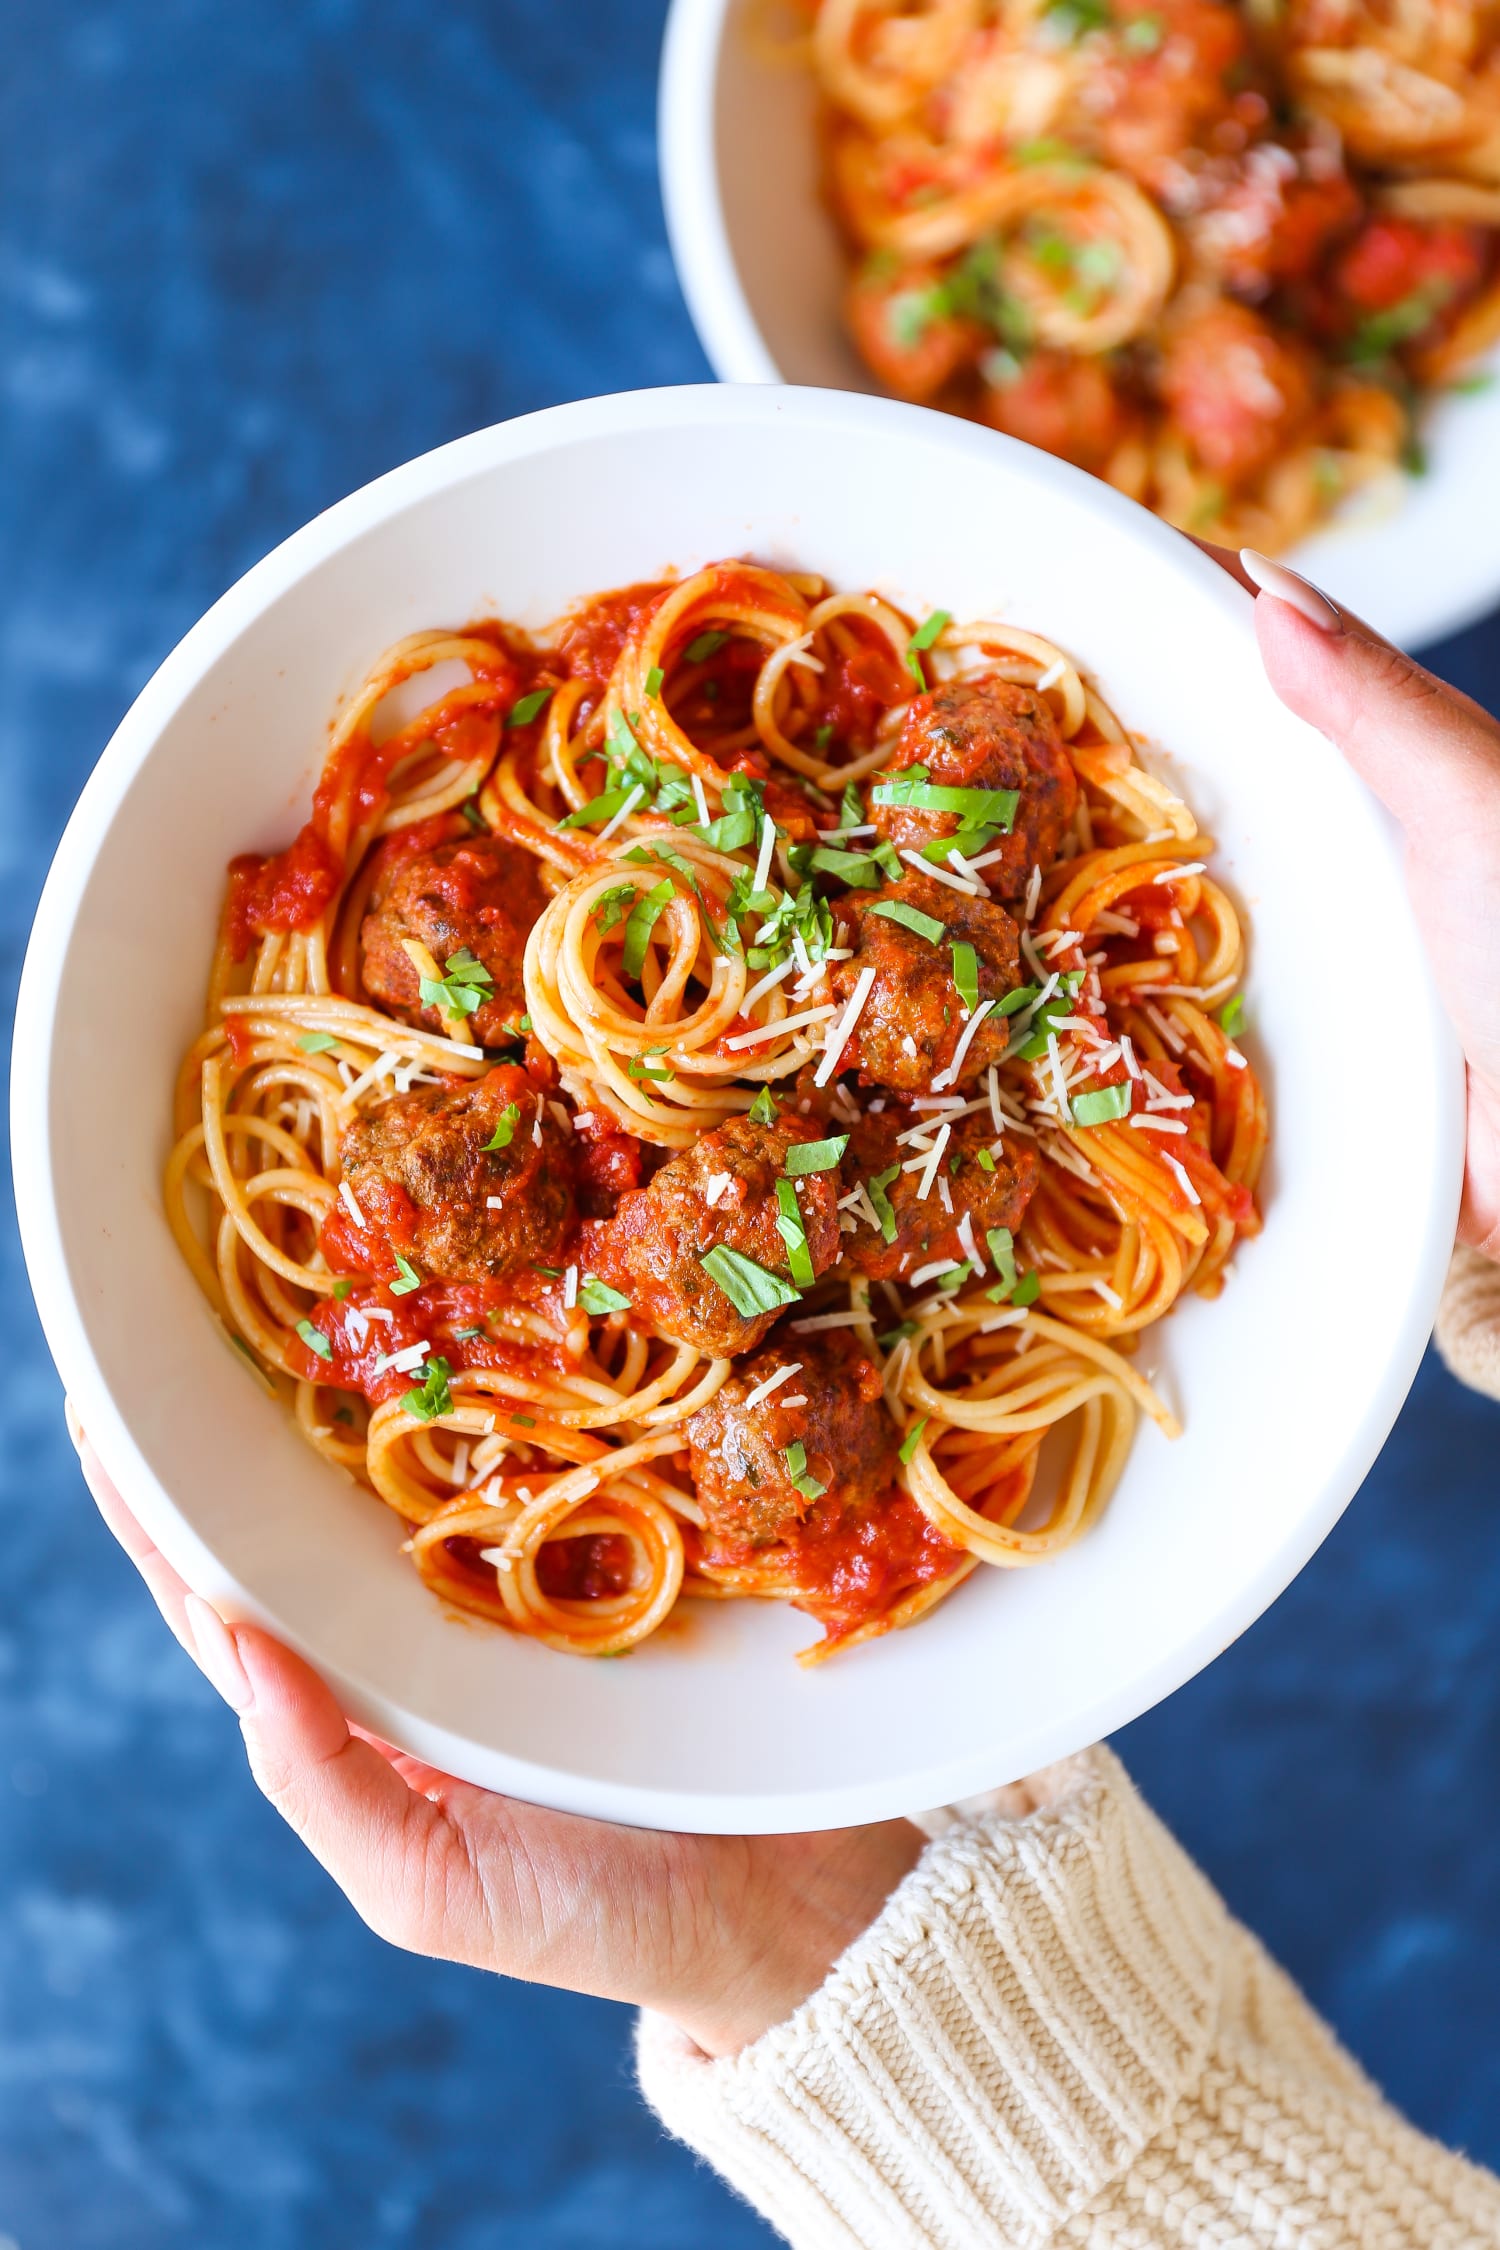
[785, 1490, 966, 1640]
[536, 1534, 635, 1602]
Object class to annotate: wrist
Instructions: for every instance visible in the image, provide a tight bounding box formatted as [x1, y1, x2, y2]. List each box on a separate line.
[667, 1818, 926, 2059]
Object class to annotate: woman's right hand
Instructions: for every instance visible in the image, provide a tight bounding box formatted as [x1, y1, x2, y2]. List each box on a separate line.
[1235, 550, 1500, 1263]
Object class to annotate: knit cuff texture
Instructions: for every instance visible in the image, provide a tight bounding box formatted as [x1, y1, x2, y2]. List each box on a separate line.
[637, 1748, 1229, 2250]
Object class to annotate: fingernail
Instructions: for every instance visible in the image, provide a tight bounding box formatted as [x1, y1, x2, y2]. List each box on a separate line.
[63, 1397, 84, 1454]
[184, 1593, 254, 1714]
[1240, 549, 1342, 633]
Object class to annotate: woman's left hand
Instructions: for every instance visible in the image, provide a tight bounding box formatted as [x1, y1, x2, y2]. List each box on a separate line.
[71, 1418, 922, 2057]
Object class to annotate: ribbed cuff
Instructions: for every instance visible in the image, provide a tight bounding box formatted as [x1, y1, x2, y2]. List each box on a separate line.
[637, 1749, 1229, 2250]
[1435, 1244, 1500, 1401]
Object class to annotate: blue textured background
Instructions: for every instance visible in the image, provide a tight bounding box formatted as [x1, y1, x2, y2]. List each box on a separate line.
[2, 2, 1498, 2242]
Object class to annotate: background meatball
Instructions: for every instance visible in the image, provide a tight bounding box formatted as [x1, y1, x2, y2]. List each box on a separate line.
[360, 832, 546, 1047]
[1157, 302, 1316, 487]
[686, 1332, 898, 1551]
[982, 352, 1133, 474]
[837, 1111, 1039, 1284]
[830, 874, 1021, 1094]
[340, 1066, 571, 1284]
[872, 676, 1079, 900]
[586, 1116, 842, 1357]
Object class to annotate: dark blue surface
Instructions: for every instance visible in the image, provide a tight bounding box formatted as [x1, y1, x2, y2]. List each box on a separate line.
[2, 2, 1497, 2241]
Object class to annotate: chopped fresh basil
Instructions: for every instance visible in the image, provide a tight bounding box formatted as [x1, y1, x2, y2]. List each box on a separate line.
[987, 1227, 1017, 1293]
[402, 1355, 454, 1422]
[869, 898, 945, 944]
[838, 780, 862, 829]
[510, 1412, 537, 1428]
[298, 1031, 340, 1054]
[1071, 1082, 1131, 1127]
[871, 774, 1019, 832]
[627, 1049, 674, 1083]
[950, 940, 980, 1015]
[645, 665, 665, 697]
[976, 1147, 997, 1172]
[699, 1245, 800, 1317]
[580, 1277, 632, 1317]
[592, 882, 637, 936]
[904, 610, 951, 688]
[1012, 1270, 1041, 1306]
[774, 1178, 817, 1289]
[898, 1417, 928, 1465]
[685, 629, 729, 664]
[622, 878, 676, 980]
[800, 844, 876, 889]
[390, 1254, 423, 1297]
[460, 795, 486, 831]
[783, 1439, 827, 1501]
[295, 1317, 333, 1361]
[559, 784, 638, 831]
[868, 1164, 901, 1245]
[748, 1086, 780, 1127]
[783, 1134, 849, 1176]
[878, 1318, 919, 1347]
[508, 687, 553, 728]
[1218, 993, 1246, 1038]
[483, 1102, 521, 1152]
[333, 1279, 352, 1300]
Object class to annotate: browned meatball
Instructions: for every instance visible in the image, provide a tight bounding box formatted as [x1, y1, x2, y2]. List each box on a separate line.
[686, 1332, 897, 1550]
[338, 1066, 571, 1284]
[837, 1111, 1038, 1284]
[360, 833, 546, 1048]
[872, 678, 1078, 901]
[829, 874, 1021, 1095]
[585, 1116, 842, 1358]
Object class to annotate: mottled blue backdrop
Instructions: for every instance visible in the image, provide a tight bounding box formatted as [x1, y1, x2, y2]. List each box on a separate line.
[2, 3, 1497, 2243]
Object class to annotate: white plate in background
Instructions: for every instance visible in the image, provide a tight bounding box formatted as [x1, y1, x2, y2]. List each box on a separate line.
[660, 0, 1500, 651]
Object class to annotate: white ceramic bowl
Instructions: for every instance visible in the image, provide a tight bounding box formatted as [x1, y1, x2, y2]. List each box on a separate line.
[660, 0, 1500, 651]
[12, 384, 1462, 1832]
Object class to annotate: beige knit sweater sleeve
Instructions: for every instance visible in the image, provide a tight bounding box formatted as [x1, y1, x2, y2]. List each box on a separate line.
[638, 1257, 1500, 2250]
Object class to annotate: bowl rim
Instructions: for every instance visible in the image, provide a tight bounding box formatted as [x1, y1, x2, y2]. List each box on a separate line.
[657, 0, 1500, 650]
[11, 382, 1466, 1831]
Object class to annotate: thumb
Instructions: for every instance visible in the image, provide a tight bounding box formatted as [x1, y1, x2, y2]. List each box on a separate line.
[1241, 552, 1500, 857]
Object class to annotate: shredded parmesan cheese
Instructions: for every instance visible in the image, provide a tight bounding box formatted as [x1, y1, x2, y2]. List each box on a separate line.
[744, 1360, 802, 1411]
[931, 997, 997, 1091]
[724, 1002, 836, 1050]
[814, 966, 877, 1087]
[1164, 1152, 1201, 1205]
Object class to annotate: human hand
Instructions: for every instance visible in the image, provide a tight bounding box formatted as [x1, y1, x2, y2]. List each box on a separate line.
[69, 1420, 922, 2055]
[1223, 547, 1500, 1262]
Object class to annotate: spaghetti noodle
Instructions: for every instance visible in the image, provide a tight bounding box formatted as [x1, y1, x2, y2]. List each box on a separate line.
[779, 0, 1500, 550]
[168, 561, 1266, 1663]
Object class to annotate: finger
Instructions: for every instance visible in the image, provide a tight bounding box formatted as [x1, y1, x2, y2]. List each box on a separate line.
[1186, 534, 1256, 594]
[228, 1624, 474, 1951]
[1242, 552, 1500, 853]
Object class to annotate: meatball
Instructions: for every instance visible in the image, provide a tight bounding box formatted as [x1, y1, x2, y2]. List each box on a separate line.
[872, 677, 1079, 901]
[829, 874, 1022, 1095]
[360, 832, 546, 1048]
[837, 1111, 1039, 1284]
[586, 1116, 842, 1358]
[339, 1066, 572, 1285]
[981, 351, 1133, 475]
[1157, 303, 1316, 487]
[686, 1332, 898, 1550]
[846, 260, 979, 403]
[1089, 0, 1249, 185]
